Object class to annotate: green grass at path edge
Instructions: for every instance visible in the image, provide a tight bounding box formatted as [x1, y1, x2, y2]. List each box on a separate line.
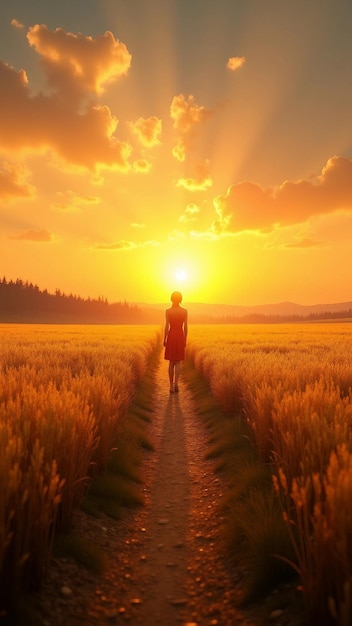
[182, 358, 306, 624]
[13, 345, 162, 626]
[81, 344, 160, 521]
[48, 343, 161, 583]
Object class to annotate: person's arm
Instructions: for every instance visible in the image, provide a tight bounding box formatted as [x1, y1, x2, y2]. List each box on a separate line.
[184, 310, 188, 346]
[163, 310, 170, 346]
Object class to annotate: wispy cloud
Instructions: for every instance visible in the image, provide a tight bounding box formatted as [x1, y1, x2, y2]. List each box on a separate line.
[94, 240, 136, 250]
[9, 228, 53, 242]
[176, 160, 213, 191]
[227, 56, 246, 71]
[129, 116, 162, 147]
[178, 203, 200, 223]
[52, 190, 100, 212]
[11, 19, 24, 30]
[176, 175, 212, 192]
[170, 94, 212, 162]
[282, 237, 326, 249]
[0, 162, 35, 200]
[94, 239, 159, 250]
[133, 159, 152, 173]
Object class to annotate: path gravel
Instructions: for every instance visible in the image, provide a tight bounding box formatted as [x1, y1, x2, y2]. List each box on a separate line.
[34, 355, 265, 626]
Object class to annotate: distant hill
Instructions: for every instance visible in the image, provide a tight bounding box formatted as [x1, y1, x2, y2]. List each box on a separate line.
[1, 275, 351, 324]
[185, 300, 352, 319]
[137, 300, 352, 322]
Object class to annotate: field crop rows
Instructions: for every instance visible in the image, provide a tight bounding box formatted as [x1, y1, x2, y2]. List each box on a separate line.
[0, 324, 160, 613]
[187, 322, 352, 625]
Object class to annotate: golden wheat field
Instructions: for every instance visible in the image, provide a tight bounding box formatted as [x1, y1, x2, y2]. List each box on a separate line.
[2, 321, 352, 623]
[187, 322, 352, 624]
[0, 323, 160, 611]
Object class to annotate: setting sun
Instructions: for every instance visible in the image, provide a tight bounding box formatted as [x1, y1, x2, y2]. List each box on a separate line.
[175, 268, 188, 283]
[1, 2, 352, 307]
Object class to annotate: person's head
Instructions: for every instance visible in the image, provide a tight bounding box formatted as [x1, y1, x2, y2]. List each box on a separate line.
[171, 291, 182, 305]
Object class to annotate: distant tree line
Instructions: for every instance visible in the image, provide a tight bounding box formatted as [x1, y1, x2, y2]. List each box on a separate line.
[1, 277, 351, 325]
[0, 277, 145, 324]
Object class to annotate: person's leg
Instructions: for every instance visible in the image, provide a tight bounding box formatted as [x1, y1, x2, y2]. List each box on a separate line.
[174, 361, 181, 391]
[168, 361, 175, 391]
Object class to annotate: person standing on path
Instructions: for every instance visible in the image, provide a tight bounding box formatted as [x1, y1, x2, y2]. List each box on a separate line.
[163, 291, 188, 394]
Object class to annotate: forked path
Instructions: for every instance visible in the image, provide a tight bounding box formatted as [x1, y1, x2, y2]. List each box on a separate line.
[37, 355, 260, 625]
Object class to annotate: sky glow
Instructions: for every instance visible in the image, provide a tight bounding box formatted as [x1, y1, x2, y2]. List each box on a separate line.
[1, 0, 352, 305]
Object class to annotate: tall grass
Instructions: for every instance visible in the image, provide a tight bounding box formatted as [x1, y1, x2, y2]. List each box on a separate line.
[187, 322, 352, 624]
[0, 323, 160, 614]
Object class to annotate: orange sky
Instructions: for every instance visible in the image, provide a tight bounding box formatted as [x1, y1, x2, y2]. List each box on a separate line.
[1, 0, 352, 306]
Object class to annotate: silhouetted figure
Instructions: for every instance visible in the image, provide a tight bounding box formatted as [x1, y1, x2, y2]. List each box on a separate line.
[163, 291, 188, 393]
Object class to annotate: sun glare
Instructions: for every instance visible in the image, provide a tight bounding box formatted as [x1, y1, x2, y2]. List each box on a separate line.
[154, 244, 219, 303]
[175, 268, 188, 282]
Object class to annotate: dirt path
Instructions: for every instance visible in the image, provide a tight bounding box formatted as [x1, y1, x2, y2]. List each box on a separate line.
[86, 354, 258, 626]
[35, 355, 260, 625]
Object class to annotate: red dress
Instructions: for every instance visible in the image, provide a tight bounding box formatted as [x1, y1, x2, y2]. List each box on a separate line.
[164, 306, 187, 361]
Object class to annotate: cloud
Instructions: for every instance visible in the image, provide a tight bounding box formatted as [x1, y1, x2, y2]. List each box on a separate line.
[27, 25, 132, 95]
[179, 203, 200, 223]
[0, 161, 35, 200]
[172, 142, 187, 163]
[282, 237, 326, 249]
[170, 94, 212, 162]
[9, 228, 53, 242]
[211, 205, 232, 235]
[0, 25, 133, 173]
[213, 156, 352, 234]
[133, 159, 152, 173]
[11, 19, 24, 30]
[94, 240, 136, 250]
[176, 175, 212, 192]
[227, 56, 246, 71]
[94, 239, 159, 250]
[129, 116, 162, 147]
[176, 160, 213, 191]
[52, 190, 100, 211]
[188, 229, 218, 242]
